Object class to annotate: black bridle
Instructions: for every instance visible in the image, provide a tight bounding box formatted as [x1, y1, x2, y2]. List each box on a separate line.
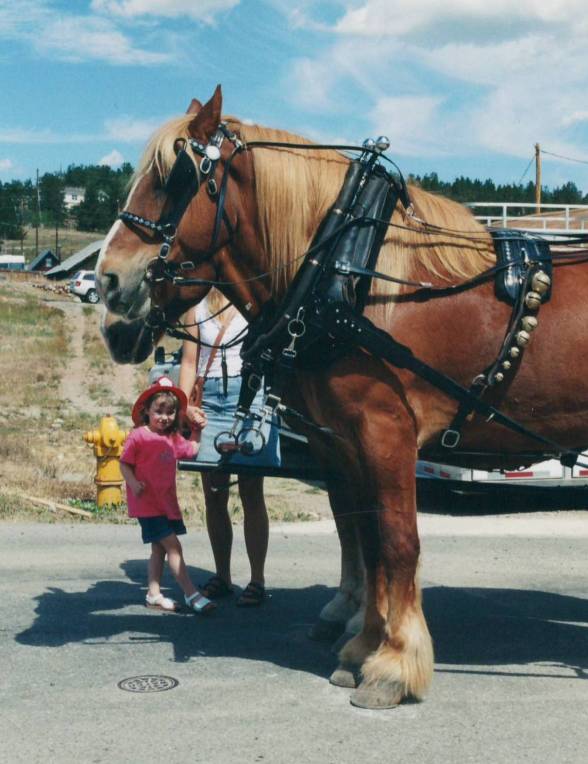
[119, 121, 244, 287]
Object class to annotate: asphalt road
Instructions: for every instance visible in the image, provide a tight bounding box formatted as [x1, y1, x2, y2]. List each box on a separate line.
[0, 512, 586, 764]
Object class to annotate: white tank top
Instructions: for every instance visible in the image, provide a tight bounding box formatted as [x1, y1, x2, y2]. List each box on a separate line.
[194, 301, 247, 378]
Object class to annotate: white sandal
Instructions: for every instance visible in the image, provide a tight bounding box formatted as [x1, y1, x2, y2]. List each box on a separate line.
[146, 593, 179, 612]
[185, 591, 216, 615]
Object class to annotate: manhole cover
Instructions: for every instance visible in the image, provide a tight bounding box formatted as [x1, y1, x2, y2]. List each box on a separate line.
[118, 675, 179, 693]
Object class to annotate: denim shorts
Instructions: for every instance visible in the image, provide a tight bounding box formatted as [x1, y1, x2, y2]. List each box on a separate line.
[138, 516, 187, 544]
[196, 376, 281, 467]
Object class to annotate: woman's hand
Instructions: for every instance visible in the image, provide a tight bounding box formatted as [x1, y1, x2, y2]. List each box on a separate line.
[186, 404, 207, 430]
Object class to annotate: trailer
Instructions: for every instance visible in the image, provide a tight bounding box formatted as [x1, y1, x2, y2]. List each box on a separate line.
[0, 254, 25, 271]
[149, 350, 588, 499]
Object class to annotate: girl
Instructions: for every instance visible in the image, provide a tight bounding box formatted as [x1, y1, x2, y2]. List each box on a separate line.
[120, 376, 215, 615]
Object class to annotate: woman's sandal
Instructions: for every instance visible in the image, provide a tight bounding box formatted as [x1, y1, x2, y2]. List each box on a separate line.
[200, 575, 234, 600]
[145, 593, 179, 612]
[236, 581, 266, 608]
[184, 591, 216, 615]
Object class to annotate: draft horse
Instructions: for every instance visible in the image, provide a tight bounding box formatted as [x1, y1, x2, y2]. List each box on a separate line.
[96, 86, 588, 709]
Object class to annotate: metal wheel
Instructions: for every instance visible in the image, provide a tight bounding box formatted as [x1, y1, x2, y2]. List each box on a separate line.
[86, 289, 100, 304]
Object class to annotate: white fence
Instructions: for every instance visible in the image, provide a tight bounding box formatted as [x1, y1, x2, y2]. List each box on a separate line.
[467, 202, 588, 234]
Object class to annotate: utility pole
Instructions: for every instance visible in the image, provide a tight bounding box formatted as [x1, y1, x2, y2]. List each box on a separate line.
[535, 143, 541, 214]
[35, 168, 40, 258]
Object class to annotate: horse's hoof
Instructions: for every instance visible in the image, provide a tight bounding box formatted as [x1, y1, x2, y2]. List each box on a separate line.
[307, 618, 345, 642]
[329, 664, 359, 688]
[331, 631, 354, 655]
[350, 680, 403, 710]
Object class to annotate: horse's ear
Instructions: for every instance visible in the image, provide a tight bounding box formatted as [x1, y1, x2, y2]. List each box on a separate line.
[186, 99, 202, 114]
[188, 85, 222, 139]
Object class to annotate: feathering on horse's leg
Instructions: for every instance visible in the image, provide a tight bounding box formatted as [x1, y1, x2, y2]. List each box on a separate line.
[350, 419, 434, 709]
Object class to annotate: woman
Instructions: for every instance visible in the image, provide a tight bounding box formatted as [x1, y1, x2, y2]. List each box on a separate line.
[178, 289, 280, 607]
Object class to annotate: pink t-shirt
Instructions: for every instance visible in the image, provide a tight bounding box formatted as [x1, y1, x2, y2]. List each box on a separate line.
[120, 427, 196, 519]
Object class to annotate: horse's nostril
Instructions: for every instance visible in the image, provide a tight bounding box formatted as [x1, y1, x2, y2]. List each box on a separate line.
[104, 272, 120, 294]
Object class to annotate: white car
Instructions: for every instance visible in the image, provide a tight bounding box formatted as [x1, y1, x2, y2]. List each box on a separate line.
[69, 270, 100, 304]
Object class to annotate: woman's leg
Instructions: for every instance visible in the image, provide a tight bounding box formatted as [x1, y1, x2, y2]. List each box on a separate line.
[238, 475, 268, 585]
[158, 533, 197, 598]
[201, 472, 233, 585]
[147, 542, 166, 598]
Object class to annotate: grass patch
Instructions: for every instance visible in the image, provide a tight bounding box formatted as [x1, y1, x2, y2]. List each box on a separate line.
[0, 280, 331, 526]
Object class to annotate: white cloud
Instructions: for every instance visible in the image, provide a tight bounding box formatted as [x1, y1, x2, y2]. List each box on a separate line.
[104, 116, 163, 143]
[0, 1, 172, 66]
[333, 1, 588, 42]
[370, 95, 449, 157]
[0, 118, 166, 148]
[286, 0, 588, 166]
[561, 110, 588, 128]
[35, 16, 170, 65]
[91, 0, 239, 23]
[0, 158, 14, 171]
[99, 149, 125, 167]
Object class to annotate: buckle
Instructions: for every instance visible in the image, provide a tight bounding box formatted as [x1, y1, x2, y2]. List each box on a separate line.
[440, 429, 461, 449]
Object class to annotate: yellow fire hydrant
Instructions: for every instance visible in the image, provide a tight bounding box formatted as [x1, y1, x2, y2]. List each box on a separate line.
[83, 416, 128, 507]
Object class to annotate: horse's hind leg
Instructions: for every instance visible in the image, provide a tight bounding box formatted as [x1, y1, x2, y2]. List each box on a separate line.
[342, 421, 434, 708]
[308, 483, 364, 643]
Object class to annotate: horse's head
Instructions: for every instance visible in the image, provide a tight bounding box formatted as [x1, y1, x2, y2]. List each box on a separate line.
[96, 85, 268, 362]
[96, 87, 230, 320]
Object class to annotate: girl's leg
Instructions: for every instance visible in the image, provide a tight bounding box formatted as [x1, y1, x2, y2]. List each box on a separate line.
[147, 542, 166, 598]
[158, 533, 197, 598]
[201, 472, 233, 585]
[238, 475, 268, 585]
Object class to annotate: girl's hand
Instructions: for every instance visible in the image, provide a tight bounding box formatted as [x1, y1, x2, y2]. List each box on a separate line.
[186, 404, 207, 430]
[129, 479, 146, 497]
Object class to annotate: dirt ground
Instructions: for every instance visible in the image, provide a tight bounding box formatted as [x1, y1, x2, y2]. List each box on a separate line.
[0, 277, 331, 525]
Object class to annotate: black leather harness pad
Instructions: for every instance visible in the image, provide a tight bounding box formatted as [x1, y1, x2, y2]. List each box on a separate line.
[491, 229, 552, 304]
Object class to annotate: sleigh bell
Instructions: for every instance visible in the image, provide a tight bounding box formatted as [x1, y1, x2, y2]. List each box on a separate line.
[521, 316, 538, 333]
[531, 270, 551, 295]
[516, 330, 531, 347]
[502, 360, 512, 370]
[524, 291, 542, 310]
[509, 346, 521, 358]
[494, 372, 504, 383]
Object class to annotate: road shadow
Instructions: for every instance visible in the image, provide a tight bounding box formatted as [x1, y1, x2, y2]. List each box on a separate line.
[15, 562, 588, 680]
[15, 560, 337, 676]
[418, 481, 588, 515]
[424, 586, 588, 678]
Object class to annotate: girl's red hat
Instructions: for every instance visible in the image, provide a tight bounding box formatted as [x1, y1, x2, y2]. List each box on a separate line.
[131, 376, 188, 425]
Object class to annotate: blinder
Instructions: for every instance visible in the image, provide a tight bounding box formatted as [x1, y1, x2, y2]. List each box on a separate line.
[165, 147, 200, 200]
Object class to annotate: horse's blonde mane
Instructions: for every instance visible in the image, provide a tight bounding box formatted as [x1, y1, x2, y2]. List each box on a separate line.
[133, 115, 200, 184]
[231, 121, 496, 305]
[135, 114, 496, 312]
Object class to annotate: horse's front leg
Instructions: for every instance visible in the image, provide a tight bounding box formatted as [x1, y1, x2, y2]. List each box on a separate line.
[308, 481, 364, 644]
[339, 412, 434, 709]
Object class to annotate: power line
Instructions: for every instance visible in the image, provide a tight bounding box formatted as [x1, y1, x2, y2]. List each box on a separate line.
[541, 148, 588, 166]
[517, 155, 535, 185]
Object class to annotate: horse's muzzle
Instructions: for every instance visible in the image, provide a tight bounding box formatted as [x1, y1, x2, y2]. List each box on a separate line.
[101, 312, 155, 364]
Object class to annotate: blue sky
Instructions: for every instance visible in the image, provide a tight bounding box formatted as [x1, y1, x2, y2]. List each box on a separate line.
[2, 0, 588, 192]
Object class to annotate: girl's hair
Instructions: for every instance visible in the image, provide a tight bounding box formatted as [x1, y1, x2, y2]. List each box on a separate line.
[206, 287, 230, 318]
[140, 391, 182, 432]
